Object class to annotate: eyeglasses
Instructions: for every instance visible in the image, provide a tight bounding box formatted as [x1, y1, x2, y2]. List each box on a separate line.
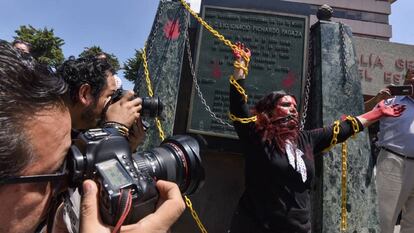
[0, 161, 68, 185]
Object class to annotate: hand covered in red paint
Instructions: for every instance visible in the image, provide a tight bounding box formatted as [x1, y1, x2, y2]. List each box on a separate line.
[360, 100, 406, 122]
[233, 42, 251, 80]
[233, 42, 251, 62]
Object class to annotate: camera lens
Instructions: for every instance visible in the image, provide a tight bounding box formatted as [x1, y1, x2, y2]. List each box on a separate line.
[132, 135, 205, 195]
[141, 96, 163, 118]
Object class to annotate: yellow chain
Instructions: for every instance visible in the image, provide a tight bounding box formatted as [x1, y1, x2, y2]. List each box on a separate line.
[142, 44, 204, 231]
[345, 115, 359, 138]
[184, 195, 208, 233]
[340, 116, 359, 232]
[177, 2, 259, 232]
[228, 112, 257, 123]
[233, 60, 249, 76]
[323, 120, 340, 153]
[340, 142, 348, 232]
[229, 75, 248, 103]
[156, 118, 165, 141]
[321, 116, 359, 232]
[141, 47, 154, 97]
[178, 0, 250, 62]
[141, 46, 165, 141]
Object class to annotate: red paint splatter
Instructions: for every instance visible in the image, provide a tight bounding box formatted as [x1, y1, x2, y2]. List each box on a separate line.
[163, 19, 180, 40]
[282, 70, 296, 90]
[210, 60, 222, 79]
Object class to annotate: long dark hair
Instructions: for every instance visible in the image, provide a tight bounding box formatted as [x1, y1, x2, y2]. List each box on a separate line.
[252, 91, 299, 153]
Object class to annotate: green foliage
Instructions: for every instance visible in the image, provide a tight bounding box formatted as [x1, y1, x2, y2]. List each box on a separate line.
[123, 49, 143, 82]
[14, 25, 64, 68]
[79, 46, 121, 71]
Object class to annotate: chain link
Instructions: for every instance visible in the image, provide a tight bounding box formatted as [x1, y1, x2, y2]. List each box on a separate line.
[300, 28, 314, 130]
[146, 0, 165, 60]
[229, 75, 248, 103]
[340, 141, 348, 232]
[320, 115, 359, 232]
[142, 3, 205, 232]
[179, 0, 249, 61]
[135, 1, 165, 91]
[339, 24, 357, 231]
[185, 25, 233, 128]
[141, 47, 154, 97]
[141, 46, 165, 141]
[322, 120, 340, 153]
[345, 115, 359, 138]
[184, 195, 208, 233]
[228, 113, 257, 123]
[233, 61, 249, 76]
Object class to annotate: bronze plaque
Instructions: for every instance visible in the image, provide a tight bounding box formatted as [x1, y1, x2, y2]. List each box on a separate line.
[188, 6, 308, 138]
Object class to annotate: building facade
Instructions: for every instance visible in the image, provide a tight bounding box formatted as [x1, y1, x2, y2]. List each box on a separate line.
[283, 0, 396, 40]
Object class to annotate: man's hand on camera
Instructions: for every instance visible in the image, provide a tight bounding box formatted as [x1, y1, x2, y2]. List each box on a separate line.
[106, 91, 142, 128]
[128, 119, 146, 152]
[79, 179, 185, 233]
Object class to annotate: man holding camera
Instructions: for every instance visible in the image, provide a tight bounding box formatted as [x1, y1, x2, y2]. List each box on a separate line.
[366, 69, 414, 233]
[0, 40, 184, 232]
[57, 56, 145, 151]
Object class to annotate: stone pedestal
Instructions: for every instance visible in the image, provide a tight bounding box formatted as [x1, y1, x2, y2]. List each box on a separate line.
[135, 0, 188, 149]
[308, 21, 379, 233]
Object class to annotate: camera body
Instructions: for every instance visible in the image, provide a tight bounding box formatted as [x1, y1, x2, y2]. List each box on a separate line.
[68, 128, 158, 225]
[66, 127, 204, 228]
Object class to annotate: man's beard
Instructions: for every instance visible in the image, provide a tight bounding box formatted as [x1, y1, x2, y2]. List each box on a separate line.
[80, 101, 99, 129]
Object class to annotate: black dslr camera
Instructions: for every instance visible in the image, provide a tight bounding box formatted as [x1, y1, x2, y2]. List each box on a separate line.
[65, 128, 204, 227]
[110, 89, 163, 118]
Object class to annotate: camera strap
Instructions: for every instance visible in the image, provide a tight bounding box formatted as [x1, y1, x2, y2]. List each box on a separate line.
[112, 188, 133, 233]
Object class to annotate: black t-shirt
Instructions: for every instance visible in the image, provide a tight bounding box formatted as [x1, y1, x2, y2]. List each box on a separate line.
[229, 79, 363, 233]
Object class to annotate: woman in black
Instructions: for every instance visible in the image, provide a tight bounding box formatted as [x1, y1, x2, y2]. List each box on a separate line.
[228, 43, 405, 233]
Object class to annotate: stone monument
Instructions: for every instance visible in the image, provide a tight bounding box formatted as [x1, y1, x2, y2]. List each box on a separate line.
[307, 6, 379, 233]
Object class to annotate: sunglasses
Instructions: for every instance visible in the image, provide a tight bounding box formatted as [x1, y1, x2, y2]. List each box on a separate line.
[0, 161, 68, 185]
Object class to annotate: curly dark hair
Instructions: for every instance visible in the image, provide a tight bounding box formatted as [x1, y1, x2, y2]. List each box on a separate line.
[57, 56, 113, 104]
[252, 91, 299, 153]
[0, 40, 67, 178]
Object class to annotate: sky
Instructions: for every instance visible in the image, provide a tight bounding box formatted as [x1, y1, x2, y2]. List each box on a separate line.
[0, 0, 412, 90]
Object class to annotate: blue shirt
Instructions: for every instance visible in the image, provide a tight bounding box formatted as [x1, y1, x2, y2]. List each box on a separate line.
[377, 96, 414, 157]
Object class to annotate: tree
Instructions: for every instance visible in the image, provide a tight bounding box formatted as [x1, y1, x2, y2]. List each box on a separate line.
[123, 49, 143, 82]
[79, 46, 121, 71]
[14, 25, 64, 68]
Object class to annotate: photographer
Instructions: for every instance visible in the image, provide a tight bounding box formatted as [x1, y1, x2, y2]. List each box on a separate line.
[0, 40, 184, 233]
[369, 69, 414, 233]
[57, 56, 145, 151]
